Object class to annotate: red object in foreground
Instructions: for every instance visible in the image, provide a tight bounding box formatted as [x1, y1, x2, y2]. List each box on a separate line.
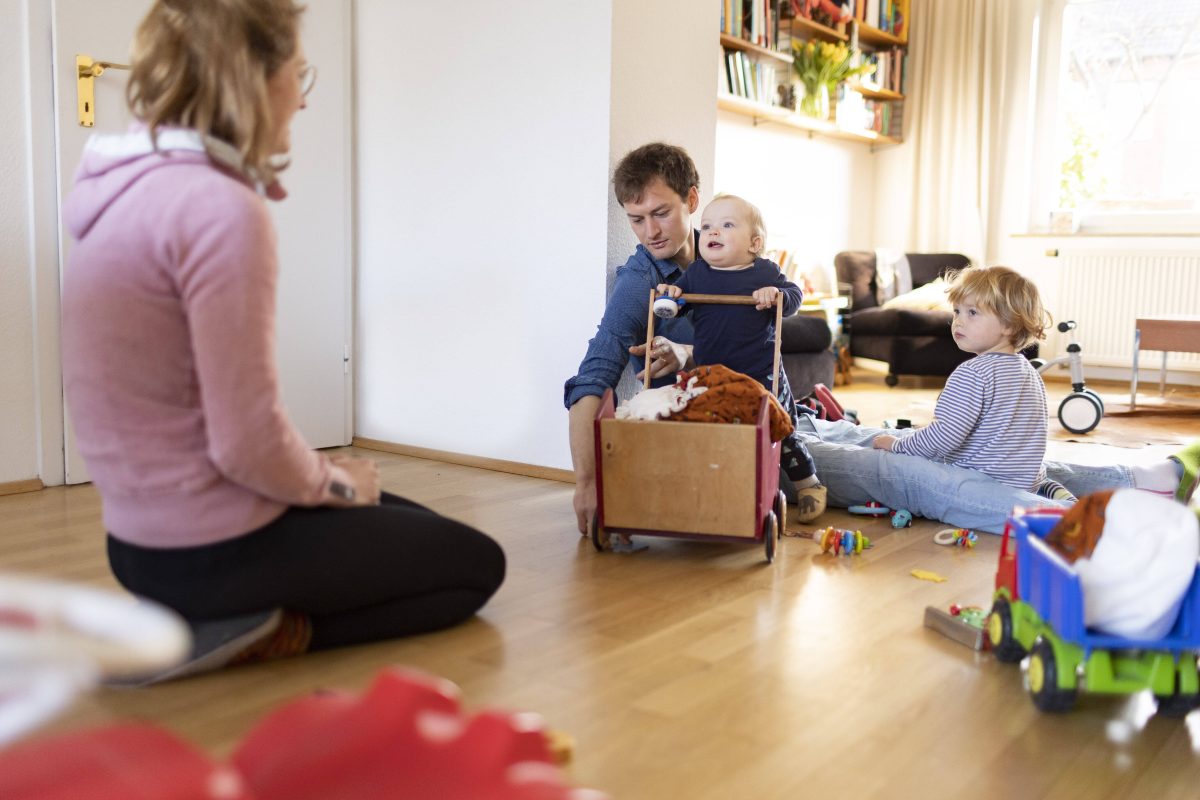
[235, 668, 595, 800]
[0, 723, 251, 800]
[0, 669, 601, 800]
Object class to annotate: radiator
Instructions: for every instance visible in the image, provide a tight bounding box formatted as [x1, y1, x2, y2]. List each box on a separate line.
[1053, 251, 1200, 372]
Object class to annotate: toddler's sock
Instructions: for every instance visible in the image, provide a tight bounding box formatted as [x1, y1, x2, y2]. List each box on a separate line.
[794, 474, 819, 490]
[1050, 485, 1077, 502]
[1131, 460, 1184, 498]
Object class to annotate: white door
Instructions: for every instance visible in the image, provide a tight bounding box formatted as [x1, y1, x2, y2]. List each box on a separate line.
[51, 0, 353, 484]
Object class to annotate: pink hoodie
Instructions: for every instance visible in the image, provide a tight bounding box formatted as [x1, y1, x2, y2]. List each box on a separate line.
[62, 128, 331, 548]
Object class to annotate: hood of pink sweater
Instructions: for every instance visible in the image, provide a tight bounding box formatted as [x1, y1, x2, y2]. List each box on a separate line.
[65, 127, 282, 240]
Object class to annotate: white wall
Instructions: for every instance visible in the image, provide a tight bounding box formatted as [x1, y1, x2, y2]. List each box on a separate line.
[0, 0, 42, 485]
[608, 0, 718, 275]
[355, 0, 715, 470]
[714, 112, 876, 282]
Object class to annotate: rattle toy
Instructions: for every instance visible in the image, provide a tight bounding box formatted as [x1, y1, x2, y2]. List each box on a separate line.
[934, 528, 977, 548]
[815, 526, 871, 555]
[848, 501, 913, 528]
[652, 294, 686, 319]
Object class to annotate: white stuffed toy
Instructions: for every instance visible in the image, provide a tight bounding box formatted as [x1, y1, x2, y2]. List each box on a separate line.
[615, 376, 707, 422]
[1072, 490, 1200, 640]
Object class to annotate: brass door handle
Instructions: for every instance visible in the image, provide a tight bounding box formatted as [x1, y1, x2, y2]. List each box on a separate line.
[76, 54, 130, 128]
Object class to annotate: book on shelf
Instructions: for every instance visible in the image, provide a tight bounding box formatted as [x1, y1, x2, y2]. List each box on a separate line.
[722, 48, 779, 105]
[721, 0, 783, 50]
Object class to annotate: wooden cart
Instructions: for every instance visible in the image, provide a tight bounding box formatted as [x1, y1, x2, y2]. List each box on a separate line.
[589, 291, 788, 563]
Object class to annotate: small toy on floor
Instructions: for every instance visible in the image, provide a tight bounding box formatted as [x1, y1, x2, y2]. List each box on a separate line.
[934, 528, 977, 548]
[924, 604, 987, 650]
[911, 569, 947, 583]
[848, 501, 913, 528]
[817, 526, 871, 555]
[783, 526, 871, 555]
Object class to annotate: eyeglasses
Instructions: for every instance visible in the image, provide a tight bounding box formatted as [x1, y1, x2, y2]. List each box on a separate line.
[299, 64, 317, 98]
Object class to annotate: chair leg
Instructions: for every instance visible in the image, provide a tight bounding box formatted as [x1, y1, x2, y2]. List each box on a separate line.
[885, 374, 899, 387]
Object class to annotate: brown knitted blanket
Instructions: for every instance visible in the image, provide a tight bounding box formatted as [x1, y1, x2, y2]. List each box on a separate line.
[666, 365, 794, 442]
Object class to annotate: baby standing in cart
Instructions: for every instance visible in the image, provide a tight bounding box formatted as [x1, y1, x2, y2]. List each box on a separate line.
[590, 195, 825, 562]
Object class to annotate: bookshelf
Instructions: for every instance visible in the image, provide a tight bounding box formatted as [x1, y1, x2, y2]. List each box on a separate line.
[846, 0, 909, 140]
[717, 92, 901, 146]
[717, 0, 910, 147]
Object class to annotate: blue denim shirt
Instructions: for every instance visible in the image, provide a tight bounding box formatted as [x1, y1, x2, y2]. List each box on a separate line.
[563, 233, 698, 408]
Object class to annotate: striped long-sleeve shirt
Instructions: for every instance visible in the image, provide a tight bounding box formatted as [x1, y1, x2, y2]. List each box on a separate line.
[889, 353, 1048, 490]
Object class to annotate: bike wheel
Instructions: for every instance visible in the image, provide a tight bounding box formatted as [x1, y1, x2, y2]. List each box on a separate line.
[1058, 392, 1102, 435]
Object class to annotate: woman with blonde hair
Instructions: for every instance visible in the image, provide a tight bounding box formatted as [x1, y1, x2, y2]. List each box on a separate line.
[61, 0, 505, 680]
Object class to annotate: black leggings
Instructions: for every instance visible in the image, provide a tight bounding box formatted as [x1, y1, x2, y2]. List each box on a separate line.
[773, 369, 817, 482]
[106, 492, 506, 650]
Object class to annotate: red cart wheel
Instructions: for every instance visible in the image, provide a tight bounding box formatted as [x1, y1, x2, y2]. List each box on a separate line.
[774, 490, 786, 534]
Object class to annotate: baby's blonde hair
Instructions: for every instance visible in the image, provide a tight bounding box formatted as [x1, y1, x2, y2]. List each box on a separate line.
[946, 265, 1050, 349]
[708, 194, 766, 255]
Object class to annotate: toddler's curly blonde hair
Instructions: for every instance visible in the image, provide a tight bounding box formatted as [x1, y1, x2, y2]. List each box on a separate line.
[946, 265, 1050, 350]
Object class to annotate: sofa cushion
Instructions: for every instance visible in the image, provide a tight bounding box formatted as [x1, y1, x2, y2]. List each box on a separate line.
[779, 314, 832, 353]
[905, 253, 971, 286]
[847, 307, 953, 338]
[881, 278, 951, 311]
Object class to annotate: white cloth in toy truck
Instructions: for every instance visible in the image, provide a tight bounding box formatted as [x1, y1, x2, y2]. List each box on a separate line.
[1045, 489, 1199, 640]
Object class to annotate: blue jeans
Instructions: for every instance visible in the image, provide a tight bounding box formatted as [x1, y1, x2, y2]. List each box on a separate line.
[797, 418, 1134, 534]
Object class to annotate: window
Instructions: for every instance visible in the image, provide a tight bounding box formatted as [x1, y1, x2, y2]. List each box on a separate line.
[1032, 0, 1200, 233]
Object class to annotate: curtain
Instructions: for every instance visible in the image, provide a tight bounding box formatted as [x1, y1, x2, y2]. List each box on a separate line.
[905, 0, 1042, 265]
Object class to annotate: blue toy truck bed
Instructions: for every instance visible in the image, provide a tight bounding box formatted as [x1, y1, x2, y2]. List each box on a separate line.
[1012, 511, 1200, 653]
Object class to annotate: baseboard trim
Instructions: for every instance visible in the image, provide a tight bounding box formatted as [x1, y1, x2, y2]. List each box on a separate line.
[0, 478, 44, 497]
[351, 438, 575, 484]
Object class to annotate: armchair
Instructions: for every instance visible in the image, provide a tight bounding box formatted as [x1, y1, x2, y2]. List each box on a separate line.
[836, 251, 971, 386]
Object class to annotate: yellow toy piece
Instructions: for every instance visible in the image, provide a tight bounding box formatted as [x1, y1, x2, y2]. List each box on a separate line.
[911, 569, 948, 583]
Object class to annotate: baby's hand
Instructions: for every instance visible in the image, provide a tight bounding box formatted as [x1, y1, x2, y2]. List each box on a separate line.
[656, 283, 682, 299]
[753, 286, 780, 309]
[872, 434, 898, 451]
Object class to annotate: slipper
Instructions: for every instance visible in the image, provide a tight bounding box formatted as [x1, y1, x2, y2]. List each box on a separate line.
[106, 609, 282, 687]
[1171, 441, 1200, 503]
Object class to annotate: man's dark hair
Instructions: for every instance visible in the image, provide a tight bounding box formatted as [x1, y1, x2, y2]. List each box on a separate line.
[612, 142, 699, 206]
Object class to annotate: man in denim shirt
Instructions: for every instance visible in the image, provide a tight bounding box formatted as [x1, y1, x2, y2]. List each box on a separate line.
[564, 144, 701, 534]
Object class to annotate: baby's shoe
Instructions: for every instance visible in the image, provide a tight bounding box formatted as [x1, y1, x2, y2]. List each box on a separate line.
[794, 484, 828, 523]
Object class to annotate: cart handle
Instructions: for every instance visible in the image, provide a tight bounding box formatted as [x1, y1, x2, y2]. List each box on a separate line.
[644, 290, 784, 397]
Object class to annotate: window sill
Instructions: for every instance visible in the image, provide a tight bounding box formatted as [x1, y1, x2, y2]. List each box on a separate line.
[1013, 231, 1200, 238]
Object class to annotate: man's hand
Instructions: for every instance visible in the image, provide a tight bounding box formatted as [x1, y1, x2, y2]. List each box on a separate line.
[631, 337, 691, 381]
[872, 434, 898, 451]
[574, 477, 596, 535]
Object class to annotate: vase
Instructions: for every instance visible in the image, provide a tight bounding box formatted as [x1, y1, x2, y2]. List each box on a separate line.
[799, 83, 830, 120]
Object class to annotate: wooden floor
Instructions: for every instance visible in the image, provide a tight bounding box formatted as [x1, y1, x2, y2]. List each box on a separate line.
[4, 370, 1200, 798]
